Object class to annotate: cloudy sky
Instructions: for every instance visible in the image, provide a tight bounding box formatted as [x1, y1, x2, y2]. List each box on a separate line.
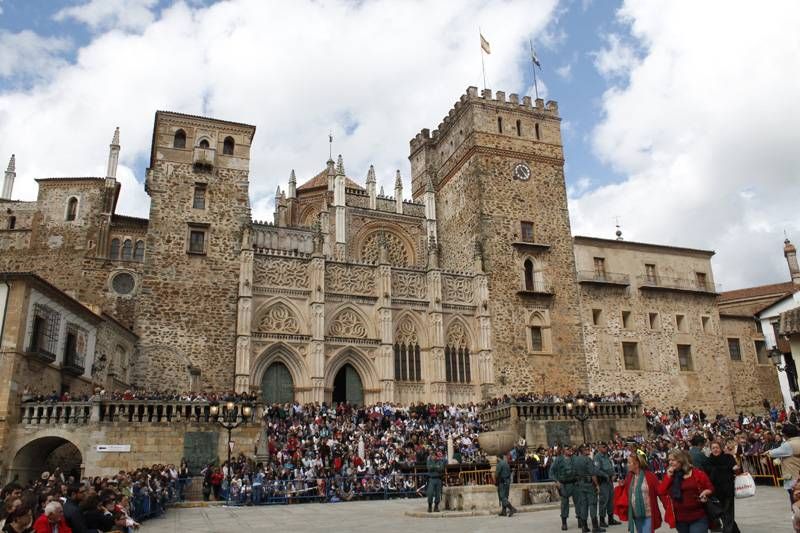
[0, 0, 798, 290]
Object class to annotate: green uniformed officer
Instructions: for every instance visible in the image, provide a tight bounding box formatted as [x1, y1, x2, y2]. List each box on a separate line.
[574, 445, 605, 533]
[549, 445, 580, 531]
[426, 448, 445, 512]
[593, 443, 620, 527]
[495, 453, 516, 517]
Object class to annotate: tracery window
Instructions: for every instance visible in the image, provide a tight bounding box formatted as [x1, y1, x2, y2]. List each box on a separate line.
[445, 323, 470, 383]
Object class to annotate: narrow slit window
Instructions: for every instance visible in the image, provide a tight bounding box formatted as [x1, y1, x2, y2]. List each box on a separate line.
[516, 119, 521, 136]
[535, 123, 540, 140]
[497, 117, 503, 133]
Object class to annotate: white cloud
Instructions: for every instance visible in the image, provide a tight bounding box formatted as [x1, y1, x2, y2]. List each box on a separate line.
[54, 0, 158, 32]
[571, 0, 800, 289]
[0, 30, 71, 81]
[592, 33, 639, 78]
[0, 0, 557, 223]
[555, 63, 572, 80]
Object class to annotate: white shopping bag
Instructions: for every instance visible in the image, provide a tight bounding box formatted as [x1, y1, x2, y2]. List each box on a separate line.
[734, 472, 756, 499]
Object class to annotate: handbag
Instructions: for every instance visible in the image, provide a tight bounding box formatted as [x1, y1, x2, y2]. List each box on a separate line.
[734, 472, 756, 499]
[703, 496, 724, 522]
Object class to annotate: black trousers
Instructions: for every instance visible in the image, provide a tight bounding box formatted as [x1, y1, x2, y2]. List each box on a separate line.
[718, 493, 740, 533]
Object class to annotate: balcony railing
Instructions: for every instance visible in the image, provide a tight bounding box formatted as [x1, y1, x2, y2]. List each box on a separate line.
[62, 354, 85, 376]
[18, 400, 261, 426]
[577, 270, 630, 286]
[517, 281, 553, 296]
[193, 147, 216, 169]
[25, 346, 56, 364]
[481, 401, 642, 431]
[637, 275, 719, 294]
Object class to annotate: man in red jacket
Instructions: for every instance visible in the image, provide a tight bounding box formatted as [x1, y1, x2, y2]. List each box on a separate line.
[33, 501, 72, 533]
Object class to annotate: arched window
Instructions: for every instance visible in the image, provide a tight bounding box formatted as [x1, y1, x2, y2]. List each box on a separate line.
[121, 239, 132, 260]
[524, 259, 535, 291]
[65, 197, 78, 221]
[110, 238, 120, 259]
[445, 323, 470, 383]
[198, 139, 210, 149]
[223, 136, 235, 155]
[133, 240, 145, 262]
[394, 341, 421, 381]
[173, 129, 186, 148]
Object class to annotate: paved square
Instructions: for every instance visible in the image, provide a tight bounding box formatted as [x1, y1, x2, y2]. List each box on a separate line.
[143, 486, 787, 532]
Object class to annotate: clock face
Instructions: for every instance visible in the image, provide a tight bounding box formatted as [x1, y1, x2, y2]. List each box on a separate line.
[513, 163, 531, 181]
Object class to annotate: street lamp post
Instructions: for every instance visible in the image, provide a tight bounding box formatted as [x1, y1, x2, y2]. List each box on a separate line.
[209, 400, 252, 506]
[566, 397, 596, 444]
[770, 345, 786, 372]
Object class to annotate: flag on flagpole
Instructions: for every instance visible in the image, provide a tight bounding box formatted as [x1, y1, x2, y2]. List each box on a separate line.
[531, 48, 541, 70]
[480, 33, 491, 54]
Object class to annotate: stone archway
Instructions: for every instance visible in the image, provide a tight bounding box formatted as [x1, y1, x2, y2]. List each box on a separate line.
[332, 364, 364, 406]
[261, 361, 294, 404]
[10, 436, 82, 485]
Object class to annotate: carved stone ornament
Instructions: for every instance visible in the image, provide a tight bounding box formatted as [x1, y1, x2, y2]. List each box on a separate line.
[392, 271, 427, 299]
[447, 322, 468, 347]
[258, 303, 300, 334]
[395, 319, 419, 345]
[361, 232, 409, 266]
[255, 259, 308, 288]
[442, 275, 474, 304]
[328, 309, 367, 338]
[325, 264, 375, 295]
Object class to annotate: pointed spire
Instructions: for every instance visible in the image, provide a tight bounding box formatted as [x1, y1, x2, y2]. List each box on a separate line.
[2, 154, 15, 200]
[7, 154, 14, 173]
[366, 165, 376, 184]
[275, 185, 282, 197]
[289, 169, 296, 183]
[394, 169, 402, 189]
[426, 175, 434, 193]
[111, 126, 120, 146]
[335, 154, 345, 176]
[379, 186, 385, 196]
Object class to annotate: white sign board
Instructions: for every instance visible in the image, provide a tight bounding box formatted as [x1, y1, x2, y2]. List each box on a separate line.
[96, 444, 131, 453]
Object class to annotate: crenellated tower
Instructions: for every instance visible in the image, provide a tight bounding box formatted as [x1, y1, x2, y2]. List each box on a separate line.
[409, 86, 587, 397]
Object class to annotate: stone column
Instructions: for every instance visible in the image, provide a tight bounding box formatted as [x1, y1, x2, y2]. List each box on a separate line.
[376, 242, 395, 402]
[427, 254, 446, 404]
[309, 247, 326, 404]
[234, 229, 254, 393]
[474, 251, 494, 399]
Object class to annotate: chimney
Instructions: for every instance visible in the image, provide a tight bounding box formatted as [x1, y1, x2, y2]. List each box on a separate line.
[785, 238, 800, 285]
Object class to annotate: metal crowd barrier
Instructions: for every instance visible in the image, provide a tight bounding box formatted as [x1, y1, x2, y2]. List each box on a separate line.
[737, 454, 783, 487]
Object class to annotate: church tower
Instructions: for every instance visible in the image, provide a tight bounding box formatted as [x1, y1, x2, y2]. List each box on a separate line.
[409, 87, 587, 396]
[136, 112, 256, 390]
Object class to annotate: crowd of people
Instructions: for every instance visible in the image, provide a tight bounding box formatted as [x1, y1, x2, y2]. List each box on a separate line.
[483, 391, 642, 408]
[0, 465, 176, 533]
[20, 387, 259, 404]
[196, 401, 486, 504]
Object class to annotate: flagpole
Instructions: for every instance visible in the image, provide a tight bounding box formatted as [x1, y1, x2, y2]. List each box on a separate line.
[480, 28, 487, 90]
[529, 39, 539, 100]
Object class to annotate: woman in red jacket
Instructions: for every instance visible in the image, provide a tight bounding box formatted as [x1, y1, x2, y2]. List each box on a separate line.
[615, 453, 666, 533]
[658, 449, 714, 533]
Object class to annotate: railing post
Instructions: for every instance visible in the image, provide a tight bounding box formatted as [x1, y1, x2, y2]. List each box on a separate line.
[90, 401, 101, 423]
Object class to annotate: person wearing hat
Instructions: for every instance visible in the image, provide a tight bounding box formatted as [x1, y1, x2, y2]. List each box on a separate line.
[766, 422, 800, 505]
[426, 448, 445, 512]
[495, 452, 516, 517]
[550, 445, 580, 531]
[593, 443, 620, 528]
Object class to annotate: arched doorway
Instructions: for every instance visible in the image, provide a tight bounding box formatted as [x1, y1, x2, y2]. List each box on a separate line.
[332, 364, 363, 405]
[261, 362, 294, 404]
[11, 437, 82, 484]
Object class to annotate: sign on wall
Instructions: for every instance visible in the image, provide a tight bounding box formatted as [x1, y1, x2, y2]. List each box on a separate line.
[96, 444, 131, 453]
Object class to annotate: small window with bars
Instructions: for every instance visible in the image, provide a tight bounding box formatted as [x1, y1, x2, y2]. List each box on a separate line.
[727, 338, 742, 361]
[29, 304, 60, 357]
[529, 326, 543, 352]
[193, 184, 207, 209]
[520, 221, 534, 243]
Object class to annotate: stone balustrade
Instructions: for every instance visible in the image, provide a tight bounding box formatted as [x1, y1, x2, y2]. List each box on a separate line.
[18, 400, 261, 426]
[481, 401, 642, 431]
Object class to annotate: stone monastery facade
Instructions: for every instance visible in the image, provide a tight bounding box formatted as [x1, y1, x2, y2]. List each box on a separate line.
[0, 86, 786, 413]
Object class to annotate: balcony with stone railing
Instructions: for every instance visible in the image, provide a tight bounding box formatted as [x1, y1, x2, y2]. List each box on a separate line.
[577, 270, 630, 287]
[18, 400, 261, 426]
[481, 401, 642, 431]
[636, 275, 720, 295]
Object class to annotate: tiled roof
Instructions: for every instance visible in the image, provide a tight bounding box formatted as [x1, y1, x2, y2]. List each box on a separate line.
[297, 168, 363, 191]
[780, 307, 800, 335]
[718, 281, 796, 303]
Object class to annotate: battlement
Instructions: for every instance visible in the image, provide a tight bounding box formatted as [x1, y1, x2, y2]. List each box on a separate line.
[410, 86, 559, 152]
